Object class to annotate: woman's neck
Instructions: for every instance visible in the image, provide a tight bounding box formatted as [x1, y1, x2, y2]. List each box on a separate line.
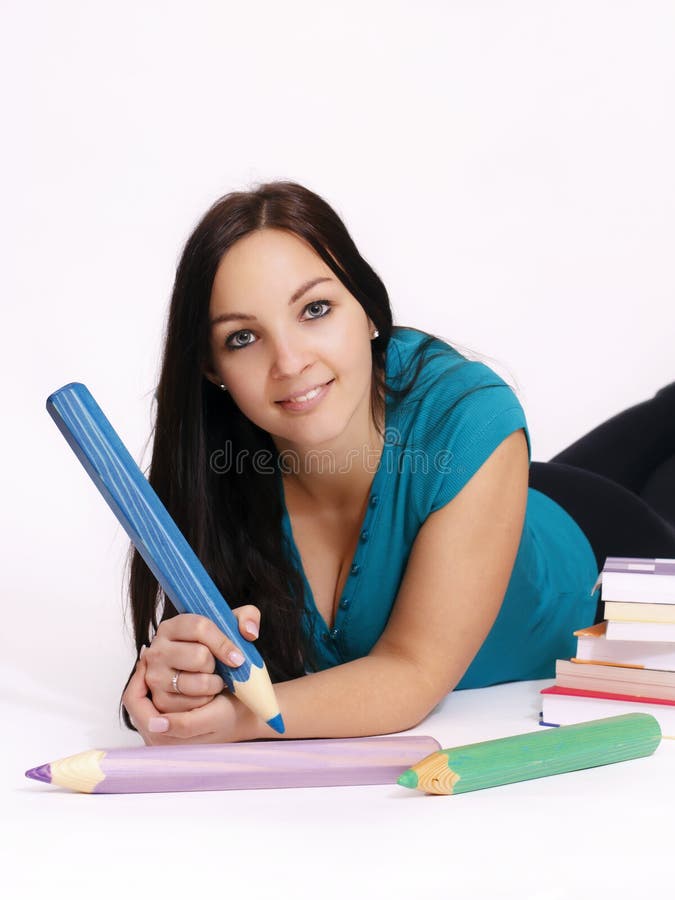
[281, 425, 384, 515]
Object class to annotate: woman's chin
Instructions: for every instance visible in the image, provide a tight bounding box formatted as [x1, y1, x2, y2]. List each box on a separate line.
[272, 420, 347, 457]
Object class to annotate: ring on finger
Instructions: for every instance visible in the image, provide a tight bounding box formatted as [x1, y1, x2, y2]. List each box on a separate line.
[171, 669, 183, 695]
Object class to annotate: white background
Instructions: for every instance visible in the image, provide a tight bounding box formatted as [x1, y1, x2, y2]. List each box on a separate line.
[2, 2, 674, 896]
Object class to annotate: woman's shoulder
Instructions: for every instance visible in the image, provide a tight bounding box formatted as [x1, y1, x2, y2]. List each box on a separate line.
[387, 325, 530, 458]
[387, 329, 531, 519]
[387, 326, 512, 398]
[389, 325, 462, 357]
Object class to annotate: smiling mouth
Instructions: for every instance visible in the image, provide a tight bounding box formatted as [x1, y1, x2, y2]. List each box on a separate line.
[276, 380, 334, 404]
[275, 379, 335, 411]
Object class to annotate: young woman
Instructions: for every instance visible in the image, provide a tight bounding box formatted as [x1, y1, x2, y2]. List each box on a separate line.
[121, 181, 675, 745]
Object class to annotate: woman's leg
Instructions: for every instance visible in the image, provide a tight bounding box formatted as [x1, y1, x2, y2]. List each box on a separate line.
[640, 456, 675, 527]
[528, 461, 675, 623]
[550, 381, 675, 527]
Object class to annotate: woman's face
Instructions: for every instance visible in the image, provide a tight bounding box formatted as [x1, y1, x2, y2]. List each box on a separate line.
[206, 228, 377, 452]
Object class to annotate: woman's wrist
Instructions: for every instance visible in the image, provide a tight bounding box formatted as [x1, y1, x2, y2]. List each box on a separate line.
[229, 693, 269, 742]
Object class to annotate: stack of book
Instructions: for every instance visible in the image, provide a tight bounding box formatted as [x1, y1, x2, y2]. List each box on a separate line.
[540, 557, 675, 737]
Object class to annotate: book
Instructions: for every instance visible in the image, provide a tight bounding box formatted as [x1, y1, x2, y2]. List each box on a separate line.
[555, 659, 675, 701]
[540, 685, 675, 738]
[605, 619, 675, 642]
[598, 557, 675, 604]
[604, 600, 675, 624]
[573, 622, 675, 671]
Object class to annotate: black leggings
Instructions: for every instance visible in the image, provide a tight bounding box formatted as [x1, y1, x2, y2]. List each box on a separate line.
[527, 381, 675, 623]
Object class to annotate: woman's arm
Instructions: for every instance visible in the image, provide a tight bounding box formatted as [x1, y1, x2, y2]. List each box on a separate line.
[238, 428, 530, 740]
[127, 429, 529, 743]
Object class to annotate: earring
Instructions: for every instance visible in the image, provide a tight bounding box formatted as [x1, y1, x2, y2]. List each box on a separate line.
[219, 384, 228, 392]
[371, 329, 379, 340]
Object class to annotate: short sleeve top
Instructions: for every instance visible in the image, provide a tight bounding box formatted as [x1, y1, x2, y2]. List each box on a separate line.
[280, 326, 600, 689]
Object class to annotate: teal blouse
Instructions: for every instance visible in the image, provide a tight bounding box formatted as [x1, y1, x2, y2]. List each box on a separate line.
[280, 326, 600, 689]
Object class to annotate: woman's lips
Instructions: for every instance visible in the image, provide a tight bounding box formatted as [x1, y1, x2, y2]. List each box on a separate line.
[276, 379, 334, 412]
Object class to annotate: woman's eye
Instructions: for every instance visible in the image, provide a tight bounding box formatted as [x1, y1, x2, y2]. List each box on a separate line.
[225, 300, 332, 351]
[305, 300, 331, 319]
[227, 329, 254, 351]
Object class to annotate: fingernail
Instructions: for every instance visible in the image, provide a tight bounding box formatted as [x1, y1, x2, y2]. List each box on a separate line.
[245, 620, 259, 638]
[139, 645, 147, 658]
[227, 649, 245, 665]
[148, 717, 169, 733]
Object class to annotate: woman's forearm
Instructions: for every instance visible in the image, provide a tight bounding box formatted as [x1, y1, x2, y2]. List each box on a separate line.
[239, 651, 439, 741]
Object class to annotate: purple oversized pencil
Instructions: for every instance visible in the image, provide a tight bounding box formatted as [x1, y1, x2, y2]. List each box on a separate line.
[46, 382, 284, 733]
[26, 735, 442, 793]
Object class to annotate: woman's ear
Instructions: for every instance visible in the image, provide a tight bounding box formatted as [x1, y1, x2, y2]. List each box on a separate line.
[202, 366, 222, 388]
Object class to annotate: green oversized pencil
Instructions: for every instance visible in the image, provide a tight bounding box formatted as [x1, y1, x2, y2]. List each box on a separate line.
[398, 714, 661, 795]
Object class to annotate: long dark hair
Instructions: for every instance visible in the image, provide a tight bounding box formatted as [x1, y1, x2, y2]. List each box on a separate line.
[119, 181, 445, 730]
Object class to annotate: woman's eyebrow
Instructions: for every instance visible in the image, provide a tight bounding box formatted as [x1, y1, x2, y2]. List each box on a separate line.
[210, 277, 333, 328]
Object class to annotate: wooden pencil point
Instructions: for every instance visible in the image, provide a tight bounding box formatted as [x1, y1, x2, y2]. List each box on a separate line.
[396, 768, 418, 789]
[25, 764, 51, 784]
[266, 713, 285, 734]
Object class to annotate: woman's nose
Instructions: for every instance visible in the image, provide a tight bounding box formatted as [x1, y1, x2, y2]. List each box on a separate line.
[269, 333, 315, 380]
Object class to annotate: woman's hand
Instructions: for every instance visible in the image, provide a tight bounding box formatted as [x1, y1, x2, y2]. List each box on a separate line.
[125, 605, 261, 717]
[123, 652, 251, 745]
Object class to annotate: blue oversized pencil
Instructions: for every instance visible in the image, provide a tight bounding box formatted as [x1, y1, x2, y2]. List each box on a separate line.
[46, 382, 284, 734]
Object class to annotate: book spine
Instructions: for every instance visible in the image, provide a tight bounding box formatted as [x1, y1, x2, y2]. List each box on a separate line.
[604, 601, 675, 623]
[556, 675, 675, 702]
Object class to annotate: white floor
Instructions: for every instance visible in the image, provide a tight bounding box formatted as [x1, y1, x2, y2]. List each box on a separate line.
[3, 677, 672, 900]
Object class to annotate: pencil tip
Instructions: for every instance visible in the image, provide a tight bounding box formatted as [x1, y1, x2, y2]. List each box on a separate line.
[397, 768, 418, 790]
[266, 713, 285, 734]
[25, 764, 52, 784]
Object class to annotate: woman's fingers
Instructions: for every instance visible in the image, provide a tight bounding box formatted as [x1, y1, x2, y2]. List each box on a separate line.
[146, 693, 239, 743]
[232, 604, 261, 640]
[153, 682, 224, 715]
[122, 655, 216, 745]
[155, 613, 252, 666]
[148, 638, 218, 674]
[122, 654, 160, 729]
[164, 669, 224, 698]
[144, 651, 224, 696]
[143, 611, 262, 715]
